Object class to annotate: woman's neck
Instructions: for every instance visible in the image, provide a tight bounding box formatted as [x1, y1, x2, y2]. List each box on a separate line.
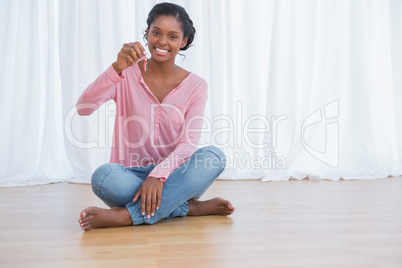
[147, 57, 178, 78]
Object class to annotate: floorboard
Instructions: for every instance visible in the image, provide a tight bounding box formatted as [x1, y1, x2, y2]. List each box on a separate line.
[0, 178, 401, 267]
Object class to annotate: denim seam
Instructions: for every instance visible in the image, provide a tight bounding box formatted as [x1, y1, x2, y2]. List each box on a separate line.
[126, 203, 142, 225]
[203, 148, 226, 171]
[93, 166, 122, 200]
[180, 202, 189, 216]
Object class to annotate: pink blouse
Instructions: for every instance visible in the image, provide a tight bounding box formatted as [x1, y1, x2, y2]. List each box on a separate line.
[76, 64, 208, 181]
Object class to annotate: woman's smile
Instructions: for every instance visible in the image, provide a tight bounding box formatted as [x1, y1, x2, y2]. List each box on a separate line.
[155, 47, 170, 56]
[146, 15, 187, 61]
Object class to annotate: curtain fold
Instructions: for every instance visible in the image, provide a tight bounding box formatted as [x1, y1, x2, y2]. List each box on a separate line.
[0, 0, 73, 186]
[261, 0, 402, 181]
[0, 0, 401, 186]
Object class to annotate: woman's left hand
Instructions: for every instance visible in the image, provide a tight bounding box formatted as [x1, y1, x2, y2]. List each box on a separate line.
[133, 177, 164, 219]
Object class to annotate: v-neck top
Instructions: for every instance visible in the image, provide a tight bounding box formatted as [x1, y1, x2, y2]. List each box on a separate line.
[76, 64, 208, 181]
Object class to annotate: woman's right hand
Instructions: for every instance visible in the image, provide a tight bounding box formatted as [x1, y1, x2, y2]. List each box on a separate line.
[112, 42, 147, 75]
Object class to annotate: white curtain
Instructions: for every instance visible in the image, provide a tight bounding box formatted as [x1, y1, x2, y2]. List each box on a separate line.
[0, 0, 401, 187]
[261, 0, 402, 181]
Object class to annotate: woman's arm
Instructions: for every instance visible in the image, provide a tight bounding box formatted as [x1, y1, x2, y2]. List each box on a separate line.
[132, 81, 208, 219]
[76, 65, 121, 116]
[76, 42, 146, 116]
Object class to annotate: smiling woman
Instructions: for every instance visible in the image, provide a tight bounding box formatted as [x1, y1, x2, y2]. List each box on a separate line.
[1, 0, 401, 191]
[147, 18, 185, 58]
[141, 14, 192, 103]
[75, 2, 235, 231]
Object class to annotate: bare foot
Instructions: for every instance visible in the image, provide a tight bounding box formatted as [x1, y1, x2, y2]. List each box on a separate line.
[187, 198, 235, 216]
[78, 206, 133, 231]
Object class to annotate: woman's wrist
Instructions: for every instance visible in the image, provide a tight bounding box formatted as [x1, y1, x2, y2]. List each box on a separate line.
[112, 62, 122, 75]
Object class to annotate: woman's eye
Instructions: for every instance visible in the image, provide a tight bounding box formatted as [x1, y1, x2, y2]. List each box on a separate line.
[152, 31, 159, 36]
[170, 35, 178, 39]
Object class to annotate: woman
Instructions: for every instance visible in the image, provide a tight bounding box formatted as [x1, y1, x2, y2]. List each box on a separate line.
[77, 2, 235, 231]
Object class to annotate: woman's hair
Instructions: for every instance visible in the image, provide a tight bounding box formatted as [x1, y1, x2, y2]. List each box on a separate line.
[144, 2, 196, 51]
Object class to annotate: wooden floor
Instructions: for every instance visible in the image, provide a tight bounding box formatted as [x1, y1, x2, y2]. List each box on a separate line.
[0, 178, 401, 268]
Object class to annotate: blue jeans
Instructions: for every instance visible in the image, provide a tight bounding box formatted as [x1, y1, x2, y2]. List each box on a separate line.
[91, 146, 226, 225]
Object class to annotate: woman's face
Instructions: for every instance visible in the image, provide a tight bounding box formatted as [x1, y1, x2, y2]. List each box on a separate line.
[146, 15, 188, 63]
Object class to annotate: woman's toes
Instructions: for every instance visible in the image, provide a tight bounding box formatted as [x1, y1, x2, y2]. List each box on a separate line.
[78, 208, 92, 230]
[225, 201, 233, 209]
[82, 221, 91, 231]
[80, 210, 88, 219]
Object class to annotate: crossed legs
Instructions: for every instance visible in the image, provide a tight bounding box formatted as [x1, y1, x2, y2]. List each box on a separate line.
[79, 146, 235, 231]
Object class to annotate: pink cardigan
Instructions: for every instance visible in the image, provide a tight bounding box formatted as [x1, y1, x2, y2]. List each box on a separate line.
[76, 64, 208, 181]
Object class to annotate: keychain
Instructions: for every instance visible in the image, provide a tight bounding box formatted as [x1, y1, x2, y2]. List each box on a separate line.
[139, 56, 148, 72]
[143, 57, 148, 72]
